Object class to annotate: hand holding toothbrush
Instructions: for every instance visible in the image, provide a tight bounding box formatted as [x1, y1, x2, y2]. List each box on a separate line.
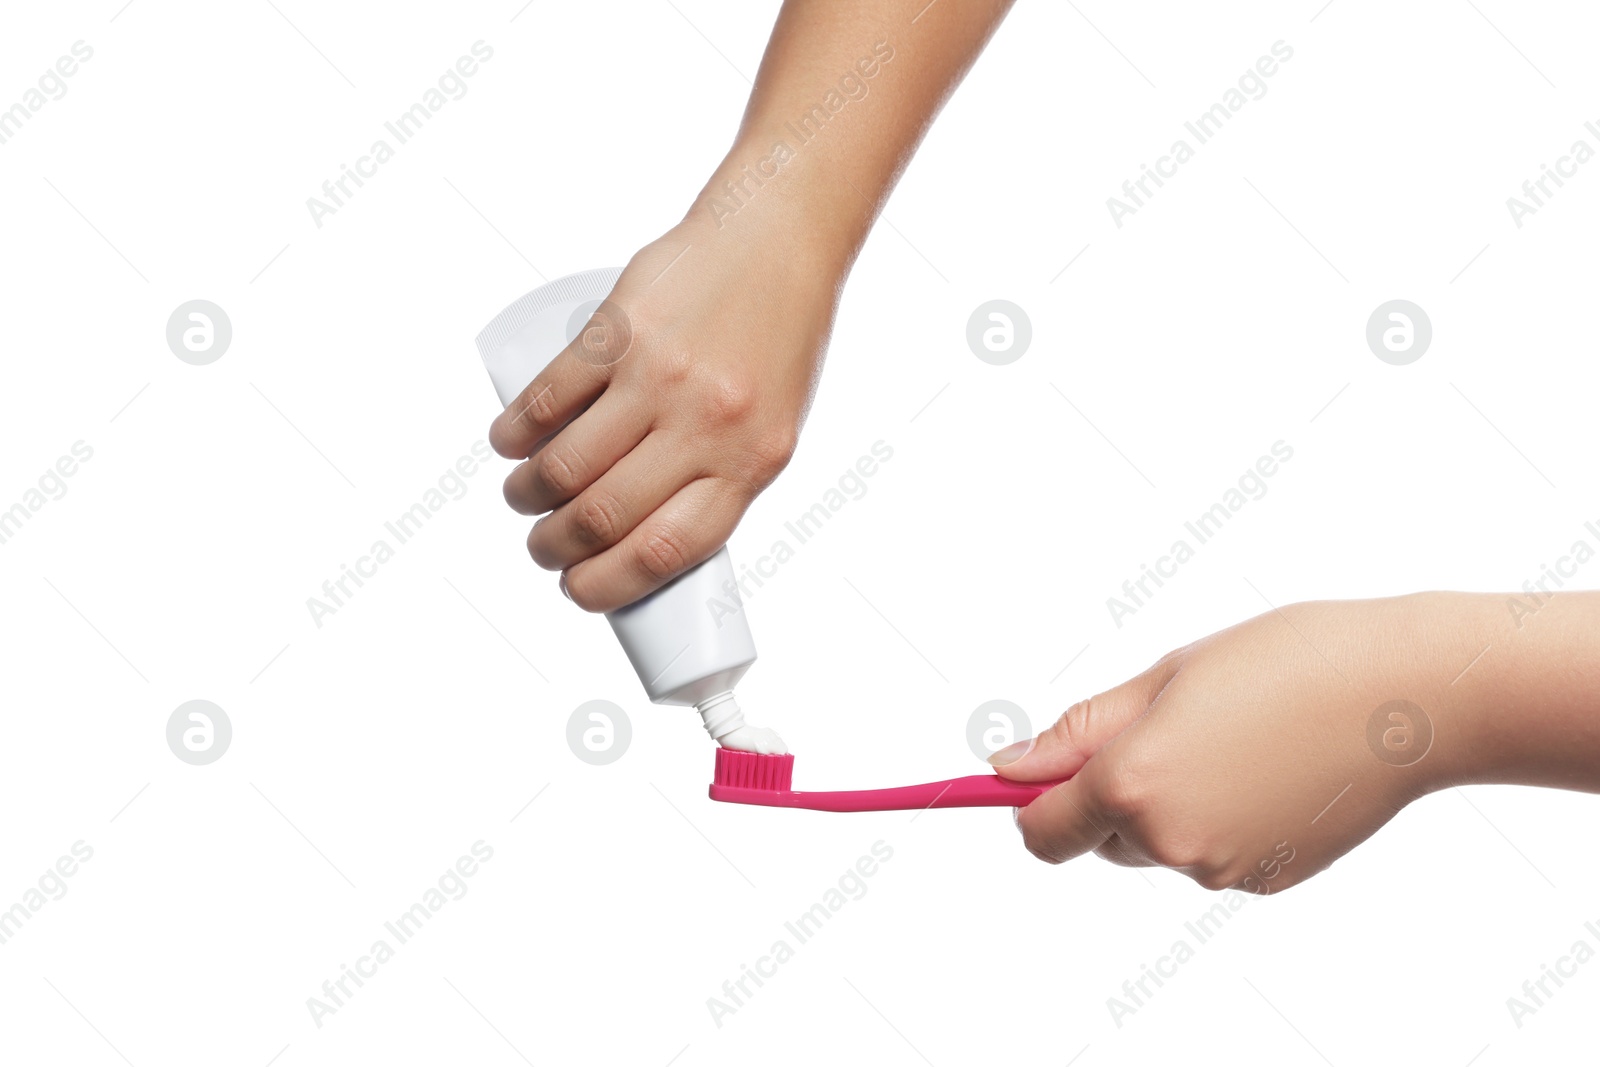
[997, 592, 1600, 892]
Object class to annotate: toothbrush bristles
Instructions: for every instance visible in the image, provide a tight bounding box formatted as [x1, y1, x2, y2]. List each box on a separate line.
[713, 748, 794, 792]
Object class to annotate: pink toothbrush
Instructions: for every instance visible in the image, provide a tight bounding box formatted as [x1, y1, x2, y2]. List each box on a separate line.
[709, 749, 1069, 812]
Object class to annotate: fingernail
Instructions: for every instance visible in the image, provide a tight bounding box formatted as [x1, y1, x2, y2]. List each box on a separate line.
[558, 573, 572, 600]
[988, 738, 1035, 767]
[1011, 806, 1022, 830]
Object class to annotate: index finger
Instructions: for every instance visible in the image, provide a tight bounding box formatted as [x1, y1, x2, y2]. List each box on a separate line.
[488, 349, 609, 460]
[488, 299, 633, 459]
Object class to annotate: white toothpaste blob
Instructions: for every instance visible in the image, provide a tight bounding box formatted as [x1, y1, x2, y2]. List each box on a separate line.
[697, 692, 788, 755]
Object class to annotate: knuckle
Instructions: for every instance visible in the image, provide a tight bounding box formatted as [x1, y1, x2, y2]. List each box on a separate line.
[748, 425, 798, 482]
[1094, 761, 1148, 819]
[1096, 838, 1144, 869]
[635, 524, 691, 583]
[518, 384, 560, 436]
[571, 492, 622, 548]
[1021, 833, 1065, 865]
[1142, 833, 1201, 871]
[1151, 645, 1189, 672]
[536, 445, 584, 500]
[1015, 811, 1067, 865]
[1192, 864, 1237, 892]
[1049, 699, 1096, 763]
[703, 371, 759, 427]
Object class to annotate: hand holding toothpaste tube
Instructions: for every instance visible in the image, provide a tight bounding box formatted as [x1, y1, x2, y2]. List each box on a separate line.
[488, 0, 1020, 612]
[487, 218, 838, 614]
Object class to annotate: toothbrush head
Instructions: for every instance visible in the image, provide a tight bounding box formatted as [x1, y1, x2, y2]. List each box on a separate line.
[712, 748, 794, 792]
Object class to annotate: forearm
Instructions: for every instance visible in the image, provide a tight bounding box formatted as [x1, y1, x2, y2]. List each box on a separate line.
[1382, 590, 1600, 793]
[1442, 590, 1600, 792]
[688, 0, 1016, 270]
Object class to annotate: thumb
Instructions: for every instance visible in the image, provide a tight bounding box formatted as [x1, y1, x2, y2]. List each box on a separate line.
[989, 653, 1182, 782]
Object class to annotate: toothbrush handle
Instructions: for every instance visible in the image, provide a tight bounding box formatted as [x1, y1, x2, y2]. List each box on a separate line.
[788, 774, 1069, 813]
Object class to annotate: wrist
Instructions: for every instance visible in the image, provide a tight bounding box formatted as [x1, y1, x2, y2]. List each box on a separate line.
[1388, 591, 1502, 793]
[683, 137, 868, 279]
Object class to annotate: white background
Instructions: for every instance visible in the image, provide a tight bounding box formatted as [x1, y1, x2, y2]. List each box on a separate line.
[2, 0, 1598, 1063]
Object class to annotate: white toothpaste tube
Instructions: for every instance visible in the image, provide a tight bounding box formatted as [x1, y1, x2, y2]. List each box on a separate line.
[474, 268, 785, 754]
